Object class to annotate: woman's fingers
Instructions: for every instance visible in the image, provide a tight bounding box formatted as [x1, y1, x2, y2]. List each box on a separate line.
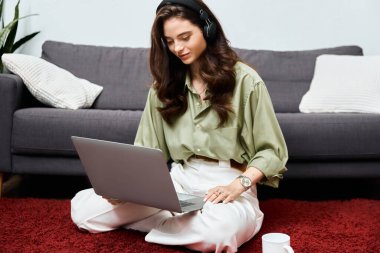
[204, 180, 246, 204]
[222, 193, 235, 204]
[203, 188, 219, 202]
[204, 186, 234, 204]
[213, 191, 229, 204]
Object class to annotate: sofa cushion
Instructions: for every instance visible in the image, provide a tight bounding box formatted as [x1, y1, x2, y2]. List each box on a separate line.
[234, 46, 363, 112]
[41, 41, 152, 110]
[12, 108, 142, 156]
[277, 113, 380, 160]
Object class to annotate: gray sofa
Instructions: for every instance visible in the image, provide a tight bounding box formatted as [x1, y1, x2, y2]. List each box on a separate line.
[1, 41, 379, 193]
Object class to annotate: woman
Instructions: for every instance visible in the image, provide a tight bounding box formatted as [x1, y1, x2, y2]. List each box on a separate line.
[71, 1, 288, 252]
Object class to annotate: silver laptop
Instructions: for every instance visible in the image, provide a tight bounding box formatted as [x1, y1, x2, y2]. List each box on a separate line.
[71, 136, 204, 213]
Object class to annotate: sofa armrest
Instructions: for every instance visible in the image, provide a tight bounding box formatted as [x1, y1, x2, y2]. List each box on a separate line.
[0, 74, 26, 172]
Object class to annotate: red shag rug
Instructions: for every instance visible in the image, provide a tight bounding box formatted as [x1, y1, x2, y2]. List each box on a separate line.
[0, 198, 379, 253]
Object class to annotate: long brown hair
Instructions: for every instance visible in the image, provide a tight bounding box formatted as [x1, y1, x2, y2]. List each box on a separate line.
[150, 0, 239, 127]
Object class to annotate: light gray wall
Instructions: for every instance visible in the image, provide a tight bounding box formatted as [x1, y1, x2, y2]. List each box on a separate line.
[4, 0, 380, 56]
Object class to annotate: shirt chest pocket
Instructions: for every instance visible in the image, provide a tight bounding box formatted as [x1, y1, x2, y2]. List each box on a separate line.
[207, 127, 240, 159]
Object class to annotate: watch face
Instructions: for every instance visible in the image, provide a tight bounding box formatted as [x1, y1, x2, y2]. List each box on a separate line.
[240, 176, 252, 188]
[242, 177, 251, 187]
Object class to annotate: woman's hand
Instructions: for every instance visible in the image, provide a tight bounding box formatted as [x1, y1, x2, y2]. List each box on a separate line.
[203, 167, 264, 204]
[203, 179, 246, 204]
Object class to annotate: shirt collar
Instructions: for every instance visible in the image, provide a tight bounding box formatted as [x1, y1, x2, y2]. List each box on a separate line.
[184, 72, 196, 94]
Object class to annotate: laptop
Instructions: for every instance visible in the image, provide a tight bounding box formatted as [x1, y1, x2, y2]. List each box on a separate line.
[71, 136, 205, 213]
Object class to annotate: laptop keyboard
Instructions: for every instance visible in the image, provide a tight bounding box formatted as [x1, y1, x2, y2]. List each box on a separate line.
[179, 200, 194, 207]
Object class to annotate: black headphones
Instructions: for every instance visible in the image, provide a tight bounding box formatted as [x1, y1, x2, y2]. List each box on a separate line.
[156, 0, 217, 41]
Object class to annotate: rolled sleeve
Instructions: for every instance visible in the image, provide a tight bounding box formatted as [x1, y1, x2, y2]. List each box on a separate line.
[241, 81, 288, 188]
[134, 88, 170, 161]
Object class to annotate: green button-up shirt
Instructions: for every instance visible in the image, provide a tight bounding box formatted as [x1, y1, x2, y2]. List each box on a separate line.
[134, 62, 288, 188]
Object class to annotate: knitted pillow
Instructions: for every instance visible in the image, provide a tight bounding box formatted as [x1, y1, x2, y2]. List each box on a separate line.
[299, 54, 380, 113]
[1, 53, 103, 109]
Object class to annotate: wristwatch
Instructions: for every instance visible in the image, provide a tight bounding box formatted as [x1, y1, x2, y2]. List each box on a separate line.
[237, 175, 252, 191]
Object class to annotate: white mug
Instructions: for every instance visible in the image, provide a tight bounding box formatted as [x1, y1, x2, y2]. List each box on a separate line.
[262, 233, 294, 253]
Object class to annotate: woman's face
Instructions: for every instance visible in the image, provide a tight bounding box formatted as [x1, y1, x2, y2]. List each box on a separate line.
[163, 17, 207, 65]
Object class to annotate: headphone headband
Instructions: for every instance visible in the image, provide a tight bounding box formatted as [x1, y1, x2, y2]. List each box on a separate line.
[156, 0, 203, 15]
[156, 0, 217, 41]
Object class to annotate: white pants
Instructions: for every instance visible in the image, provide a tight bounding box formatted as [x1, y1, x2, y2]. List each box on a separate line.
[71, 158, 264, 253]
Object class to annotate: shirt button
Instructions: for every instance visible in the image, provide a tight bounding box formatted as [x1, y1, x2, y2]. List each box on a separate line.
[196, 125, 201, 129]
[196, 102, 201, 106]
[196, 148, 201, 152]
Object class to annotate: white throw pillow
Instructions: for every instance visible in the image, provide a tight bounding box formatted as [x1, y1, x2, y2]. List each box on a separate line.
[299, 54, 380, 113]
[1, 53, 103, 109]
